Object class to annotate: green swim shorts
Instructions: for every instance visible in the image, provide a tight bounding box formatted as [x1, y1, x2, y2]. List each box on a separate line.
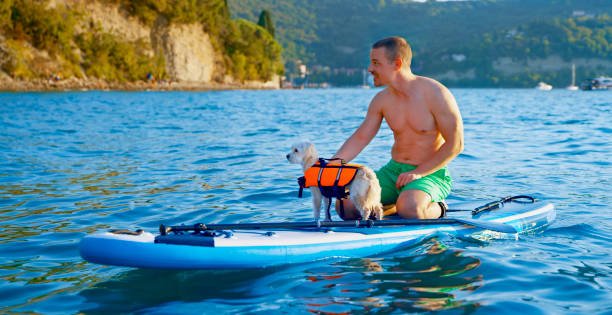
[375, 159, 452, 205]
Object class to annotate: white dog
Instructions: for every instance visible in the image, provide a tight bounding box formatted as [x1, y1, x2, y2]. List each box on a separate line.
[287, 141, 383, 221]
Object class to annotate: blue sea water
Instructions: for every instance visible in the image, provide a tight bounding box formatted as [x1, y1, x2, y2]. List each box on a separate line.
[0, 88, 610, 314]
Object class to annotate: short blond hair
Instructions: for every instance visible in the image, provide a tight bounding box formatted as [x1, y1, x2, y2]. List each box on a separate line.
[372, 37, 412, 68]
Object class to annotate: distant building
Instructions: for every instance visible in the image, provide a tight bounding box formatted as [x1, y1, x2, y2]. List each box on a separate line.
[572, 10, 594, 18]
[451, 54, 466, 62]
[506, 29, 520, 38]
[299, 64, 307, 77]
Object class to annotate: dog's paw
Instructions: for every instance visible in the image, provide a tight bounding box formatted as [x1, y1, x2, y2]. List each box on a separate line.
[361, 204, 384, 220]
[374, 204, 384, 220]
[360, 210, 371, 221]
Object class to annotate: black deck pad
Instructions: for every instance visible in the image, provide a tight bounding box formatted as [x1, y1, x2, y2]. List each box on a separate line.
[155, 234, 215, 247]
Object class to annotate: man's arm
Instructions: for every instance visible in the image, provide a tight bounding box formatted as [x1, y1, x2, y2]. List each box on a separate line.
[333, 93, 384, 162]
[396, 83, 464, 188]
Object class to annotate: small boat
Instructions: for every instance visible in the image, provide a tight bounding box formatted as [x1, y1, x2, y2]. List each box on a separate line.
[566, 64, 579, 91]
[580, 76, 612, 91]
[80, 196, 555, 269]
[536, 82, 553, 91]
[360, 69, 371, 89]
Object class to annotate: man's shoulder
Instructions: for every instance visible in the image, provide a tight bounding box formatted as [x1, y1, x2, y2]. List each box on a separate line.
[416, 75, 447, 90]
[415, 76, 458, 111]
[371, 88, 391, 102]
[415, 76, 453, 102]
[367, 88, 391, 113]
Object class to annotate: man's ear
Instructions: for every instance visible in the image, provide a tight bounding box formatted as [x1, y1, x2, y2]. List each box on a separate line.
[394, 58, 403, 70]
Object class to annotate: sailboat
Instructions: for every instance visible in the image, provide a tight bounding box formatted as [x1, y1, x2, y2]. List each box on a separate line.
[566, 64, 579, 91]
[360, 69, 370, 89]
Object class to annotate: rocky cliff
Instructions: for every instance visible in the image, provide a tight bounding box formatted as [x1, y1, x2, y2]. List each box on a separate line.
[82, 1, 219, 84]
[0, 0, 281, 90]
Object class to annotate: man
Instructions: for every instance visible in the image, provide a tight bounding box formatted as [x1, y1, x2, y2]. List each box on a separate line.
[333, 36, 464, 219]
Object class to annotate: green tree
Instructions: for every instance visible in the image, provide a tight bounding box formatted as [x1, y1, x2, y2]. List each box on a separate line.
[0, 0, 12, 30]
[226, 19, 283, 82]
[8, 0, 78, 60]
[120, 0, 167, 25]
[76, 26, 165, 82]
[257, 9, 275, 37]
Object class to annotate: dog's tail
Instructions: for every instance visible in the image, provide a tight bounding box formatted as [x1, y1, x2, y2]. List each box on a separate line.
[353, 167, 382, 204]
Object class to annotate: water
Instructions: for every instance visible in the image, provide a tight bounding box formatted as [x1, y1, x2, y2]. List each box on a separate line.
[0, 88, 610, 314]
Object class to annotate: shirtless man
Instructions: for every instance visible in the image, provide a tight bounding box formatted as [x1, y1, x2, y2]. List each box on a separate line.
[333, 37, 464, 219]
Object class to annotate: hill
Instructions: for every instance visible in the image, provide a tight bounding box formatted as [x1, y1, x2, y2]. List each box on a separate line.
[0, 0, 284, 90]
[229, 0, 612, 87]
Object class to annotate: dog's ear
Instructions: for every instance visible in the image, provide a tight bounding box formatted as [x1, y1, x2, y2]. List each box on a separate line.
[304, 142, 316, 158]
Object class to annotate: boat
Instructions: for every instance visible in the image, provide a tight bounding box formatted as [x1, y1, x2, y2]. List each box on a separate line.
[80, 196, 555, 269]
[536, 82, 553, 91]
[580, 76, 612, 91]
[360, 69, 371, 89]
[566, 64, 579, 91]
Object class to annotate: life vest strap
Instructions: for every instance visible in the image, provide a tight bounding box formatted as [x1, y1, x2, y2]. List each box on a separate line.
[338, 199, 345, 219]
[297, 176, 306, 198]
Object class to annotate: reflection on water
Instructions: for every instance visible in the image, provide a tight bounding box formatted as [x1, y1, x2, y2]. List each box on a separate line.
[75, 238, 483, 314]
[79, 268, 276, 314]
[0, 89, 610, 313]
[0, 259, 98, 313]
[298, 238, 482, 314]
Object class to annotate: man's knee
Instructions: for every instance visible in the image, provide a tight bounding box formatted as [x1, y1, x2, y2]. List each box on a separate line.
[396, 199, 423, 219]
[396, 191, 431, 219]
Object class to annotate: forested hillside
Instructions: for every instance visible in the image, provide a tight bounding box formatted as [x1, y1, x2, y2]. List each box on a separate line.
[0, 0, 283, 89]
[230, 0, 612, 87]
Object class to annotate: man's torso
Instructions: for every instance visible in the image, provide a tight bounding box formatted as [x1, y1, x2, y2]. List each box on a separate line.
[376, 77, 444, 165]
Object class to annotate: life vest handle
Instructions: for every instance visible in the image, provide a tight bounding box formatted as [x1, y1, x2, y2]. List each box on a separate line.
[318, 157, 346, 166]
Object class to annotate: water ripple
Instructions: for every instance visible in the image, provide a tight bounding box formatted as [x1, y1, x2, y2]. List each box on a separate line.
[0, 89, 610, 313]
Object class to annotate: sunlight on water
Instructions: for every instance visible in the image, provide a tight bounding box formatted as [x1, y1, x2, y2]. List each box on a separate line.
[0, 89, 610, 313]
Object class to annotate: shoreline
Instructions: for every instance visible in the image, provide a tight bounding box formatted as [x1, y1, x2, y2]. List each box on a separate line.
[0, 78, 280, 92]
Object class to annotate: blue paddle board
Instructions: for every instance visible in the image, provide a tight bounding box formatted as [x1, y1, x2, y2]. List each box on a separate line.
[80, 197, 555, 269]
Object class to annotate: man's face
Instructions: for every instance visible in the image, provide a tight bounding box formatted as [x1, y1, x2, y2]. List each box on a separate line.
[368, 47, 395, 87]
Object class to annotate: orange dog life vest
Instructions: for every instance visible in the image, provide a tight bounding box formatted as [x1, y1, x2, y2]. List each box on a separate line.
[297, 158, 361, 200]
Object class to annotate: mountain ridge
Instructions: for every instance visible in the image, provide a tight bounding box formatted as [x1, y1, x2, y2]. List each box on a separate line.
[230, 0, 612, 87]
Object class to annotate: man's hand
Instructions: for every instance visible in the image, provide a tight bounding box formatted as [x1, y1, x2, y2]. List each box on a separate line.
[396, 172, 422, 189]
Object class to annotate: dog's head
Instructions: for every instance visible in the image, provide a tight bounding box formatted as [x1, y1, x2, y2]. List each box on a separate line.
[286, 141, 317, 167]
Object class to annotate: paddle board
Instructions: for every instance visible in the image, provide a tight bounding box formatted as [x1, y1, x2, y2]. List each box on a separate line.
[80, 197, 555, 269]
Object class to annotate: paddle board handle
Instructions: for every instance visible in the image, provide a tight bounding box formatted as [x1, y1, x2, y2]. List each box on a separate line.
[472, 195, 535, 216]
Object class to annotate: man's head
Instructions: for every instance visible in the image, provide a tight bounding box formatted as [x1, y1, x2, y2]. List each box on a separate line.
[368, 37, 412, 86]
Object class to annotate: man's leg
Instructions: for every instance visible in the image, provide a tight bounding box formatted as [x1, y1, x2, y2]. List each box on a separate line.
[334, 199, 361, 219]
[396, 190, 443, 219]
